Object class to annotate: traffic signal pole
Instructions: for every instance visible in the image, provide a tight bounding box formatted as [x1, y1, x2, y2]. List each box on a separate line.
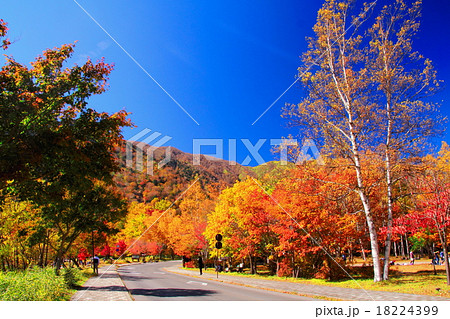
[215, 234, 222, 279]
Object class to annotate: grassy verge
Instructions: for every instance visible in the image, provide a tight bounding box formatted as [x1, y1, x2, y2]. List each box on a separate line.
[0, 267, 92, 301]
[185, 261, 450, 298]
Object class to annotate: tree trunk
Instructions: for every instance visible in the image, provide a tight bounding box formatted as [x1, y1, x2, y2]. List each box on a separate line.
[437, 230, 450, 285]
[356, 186, 382, 281]
[443, 245, 450, 286]
[248, 255, 256, 275]
[54, 232, 79, 275]
[405, 236, 410, 256]
[323, 14, 382, 281]
[347, 89, 382, 281]
[360, 239, 366, 261]
[268, 258, 277, 276]
[44, 241, 49, 266]
[276, 259, 280, 276]
[37, 243, 44, 267]
[55, 253, 64, 275]
[349, 125, 382, 281]
[383, 142, 394, 280]
[400, 234, 405, 258]
[71, 257, 81, 269]
[21, 254, 28, 270]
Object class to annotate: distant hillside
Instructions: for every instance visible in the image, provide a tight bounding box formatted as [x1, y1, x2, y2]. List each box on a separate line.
[113, 142, 255, 202]
[249, 160, 296, 179]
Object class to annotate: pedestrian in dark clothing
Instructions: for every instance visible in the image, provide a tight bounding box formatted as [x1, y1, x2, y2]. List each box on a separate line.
[432, 252, 440, 265]
[92, 255, 100, 275]
[198, 256, 204, 275]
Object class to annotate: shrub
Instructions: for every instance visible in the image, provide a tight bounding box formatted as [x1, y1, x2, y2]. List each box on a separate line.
[314, 258, 350, 280]
[0, 267, 88, 301]
[63, 268, 76, 288]
[277, 260, 292, 277]
[350, 265, 374, 278]
[0, 267, 67, 300]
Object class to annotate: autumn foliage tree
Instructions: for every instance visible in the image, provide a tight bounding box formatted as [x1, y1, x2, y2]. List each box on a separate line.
[205, 163, 366, 279]
[284, 0, 444, 282]
[269, 162, 364, 279]
[163, 182, 214, 258]
[283, 0, 387, 281]
[403, 144, 450, 285]
[118, 201, 169, 258]
[0, 197, 42, 270]
[205, 178, 276, 274]
[368, 0, 444, 280]
[0, 21, 131, 271]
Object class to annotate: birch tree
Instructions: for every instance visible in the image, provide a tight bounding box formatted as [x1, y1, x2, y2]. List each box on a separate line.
[368, 0, 444, 280]
[284, 0, 385, 281]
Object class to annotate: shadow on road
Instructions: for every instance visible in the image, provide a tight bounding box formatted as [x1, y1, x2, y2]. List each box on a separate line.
[129, 288, 216, 298]
[119, 274, 154, 281]
[76, 285, 128, 292]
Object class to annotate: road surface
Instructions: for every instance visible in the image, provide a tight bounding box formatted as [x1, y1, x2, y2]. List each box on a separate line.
[118, 261, 316, 301]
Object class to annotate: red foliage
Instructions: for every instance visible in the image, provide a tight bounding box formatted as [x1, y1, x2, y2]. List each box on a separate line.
[100, 244, 111, 257]
[277, 260, 292, 277]
[147, 242, 163, 256]
[128, 240, 157, 255]
[393, 180, 450, 235]
[77, 248, 89, 261]
[114, 240, 127, 256]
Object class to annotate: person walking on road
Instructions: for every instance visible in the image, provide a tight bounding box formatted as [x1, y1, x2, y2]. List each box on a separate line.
[198, 256, 204, 275]
[92, 255, 100, 275]
[409, 251, 415, 265]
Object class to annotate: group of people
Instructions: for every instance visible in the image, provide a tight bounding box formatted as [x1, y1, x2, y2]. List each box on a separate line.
[410, 250, 447, 266]
[197, 256, 244, 275]
[432, 251, 445, 265]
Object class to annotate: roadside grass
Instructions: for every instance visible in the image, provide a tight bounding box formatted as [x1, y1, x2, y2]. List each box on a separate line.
[0, 267, 92, 301]
[188, 258, 450, 298]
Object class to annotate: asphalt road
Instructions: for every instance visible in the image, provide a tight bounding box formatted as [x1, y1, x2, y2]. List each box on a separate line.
[118, 261, 316, 301]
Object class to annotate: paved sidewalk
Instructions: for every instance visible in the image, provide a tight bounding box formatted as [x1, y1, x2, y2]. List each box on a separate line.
[166, 266, 450, 301]
[71, 266, 132, 301]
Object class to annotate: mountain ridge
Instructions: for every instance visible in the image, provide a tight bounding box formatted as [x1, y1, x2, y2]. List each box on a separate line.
[114, 141, 254, 203]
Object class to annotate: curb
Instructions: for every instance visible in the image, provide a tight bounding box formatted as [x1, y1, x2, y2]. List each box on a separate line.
[115, 265, 134, 301]
[164, 267, 342, 301]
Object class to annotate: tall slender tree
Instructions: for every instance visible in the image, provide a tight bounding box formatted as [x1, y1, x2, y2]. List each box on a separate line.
[284, 0, 385, 281]
[368, 0, 444, 280]
[285, 0, 444, 282]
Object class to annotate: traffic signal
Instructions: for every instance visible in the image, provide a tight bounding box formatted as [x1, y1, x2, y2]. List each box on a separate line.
[215, 233, 222, 249]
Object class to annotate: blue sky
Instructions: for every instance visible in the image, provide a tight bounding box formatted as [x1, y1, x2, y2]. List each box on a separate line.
[2, 0, 450, 165]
